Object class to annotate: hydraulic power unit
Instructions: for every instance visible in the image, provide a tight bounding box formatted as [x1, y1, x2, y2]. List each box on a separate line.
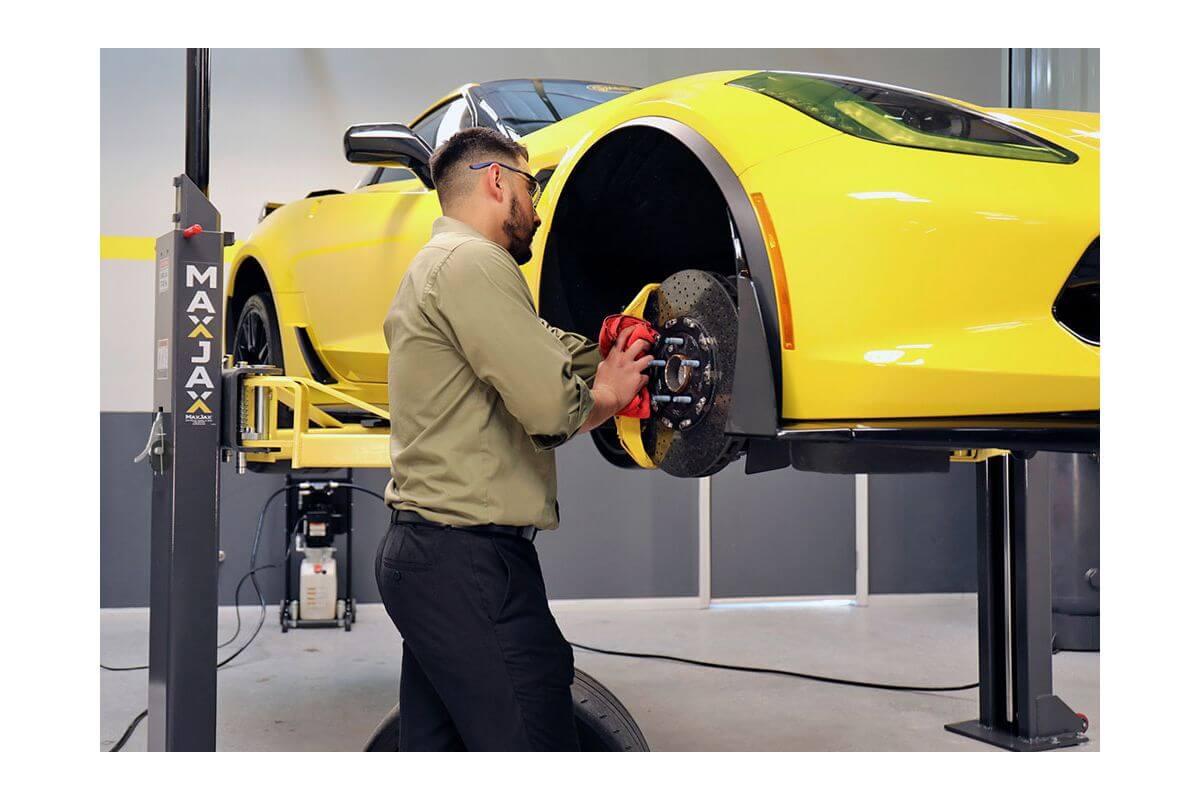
[280, 471, 356, 631]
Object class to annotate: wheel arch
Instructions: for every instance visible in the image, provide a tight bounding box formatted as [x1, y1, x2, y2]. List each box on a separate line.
[539, 116, 782, 436]
[225, 255, 273, 356]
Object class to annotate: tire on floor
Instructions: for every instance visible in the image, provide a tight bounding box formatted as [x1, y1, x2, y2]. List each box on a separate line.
[363, 667, 649, 751]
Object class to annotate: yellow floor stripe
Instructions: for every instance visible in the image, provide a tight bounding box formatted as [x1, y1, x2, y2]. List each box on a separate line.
[101, 235, 243, 263]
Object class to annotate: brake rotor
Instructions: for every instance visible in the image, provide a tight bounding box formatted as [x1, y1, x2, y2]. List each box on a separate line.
[637, 269, 740, 477]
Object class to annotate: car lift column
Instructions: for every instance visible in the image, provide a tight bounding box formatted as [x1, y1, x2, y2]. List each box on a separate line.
[945, 453, 1089, 751]
[145, 48, 227, 751]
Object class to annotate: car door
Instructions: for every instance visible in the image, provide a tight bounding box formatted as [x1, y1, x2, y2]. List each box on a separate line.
[291, 97, 473, 384]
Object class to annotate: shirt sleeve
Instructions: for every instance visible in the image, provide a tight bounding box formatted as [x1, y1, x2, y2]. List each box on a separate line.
[539, 319, 601, 385]
[422, 241, 595, 451]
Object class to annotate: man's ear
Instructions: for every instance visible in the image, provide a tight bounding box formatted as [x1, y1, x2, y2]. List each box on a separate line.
[477, 163, 501, 203]
[490, 164, 505, 200]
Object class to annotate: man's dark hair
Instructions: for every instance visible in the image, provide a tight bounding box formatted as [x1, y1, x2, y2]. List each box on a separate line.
[429, 127, 530, 207]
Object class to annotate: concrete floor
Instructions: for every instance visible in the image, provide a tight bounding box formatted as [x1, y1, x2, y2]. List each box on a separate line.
[100, 597, 1098, 751]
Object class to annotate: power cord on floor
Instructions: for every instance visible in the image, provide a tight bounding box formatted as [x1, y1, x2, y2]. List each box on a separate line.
[108, 710, 148, 753]
[568, 641, 980, 694]
[102, 486, 291, 673]
[108, 481, 974, 747]
[103, 482, 385, 751]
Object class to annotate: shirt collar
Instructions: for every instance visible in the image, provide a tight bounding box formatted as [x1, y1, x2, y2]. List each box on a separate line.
[432, 215, 490, 242]
[431, 216, 519, 269]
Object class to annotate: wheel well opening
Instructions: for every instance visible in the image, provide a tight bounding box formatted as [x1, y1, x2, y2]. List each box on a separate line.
[539, 126, 737, 336]
[227, 257, 270, 352]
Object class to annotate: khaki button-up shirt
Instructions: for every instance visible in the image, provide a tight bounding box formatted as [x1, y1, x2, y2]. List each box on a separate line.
[383, 216, 600, 530]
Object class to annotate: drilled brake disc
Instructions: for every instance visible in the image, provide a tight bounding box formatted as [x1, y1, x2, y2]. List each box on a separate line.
[638, 270, 740, 478]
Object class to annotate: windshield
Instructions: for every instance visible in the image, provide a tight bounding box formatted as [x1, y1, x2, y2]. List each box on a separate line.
[474, 80, 639, 137]
[730, 71, 1077, 164]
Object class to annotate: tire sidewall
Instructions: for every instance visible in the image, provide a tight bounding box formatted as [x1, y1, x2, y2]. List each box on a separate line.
[233, 292, 285, 370]
[363, 668, 649, 751]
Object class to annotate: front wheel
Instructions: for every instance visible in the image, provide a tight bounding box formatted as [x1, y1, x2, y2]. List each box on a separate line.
[231, 292, 285, 371]
[363, 667, 649, 751]
[230, 291, 293, 464]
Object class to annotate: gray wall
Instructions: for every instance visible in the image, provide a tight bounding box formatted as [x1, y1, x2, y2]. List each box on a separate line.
[868, 467, 978, 595]
[712, 470, 855, 598]
[102, 413, 698, 607]
[101, 48, 1009, 607]
[103, 409, 979, 607]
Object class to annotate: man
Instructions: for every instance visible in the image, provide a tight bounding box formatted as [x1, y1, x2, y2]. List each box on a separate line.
[376, 127, 652, 751]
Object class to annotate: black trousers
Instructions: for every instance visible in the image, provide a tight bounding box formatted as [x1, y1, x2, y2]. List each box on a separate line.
[374, 520, 580, 751]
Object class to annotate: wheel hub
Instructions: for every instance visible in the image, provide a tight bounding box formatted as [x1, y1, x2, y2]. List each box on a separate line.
[651, 316, 718, 433]
[629, 269, 742, 478]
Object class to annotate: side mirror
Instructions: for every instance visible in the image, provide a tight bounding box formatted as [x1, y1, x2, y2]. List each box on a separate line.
[344, 123, 434, 189]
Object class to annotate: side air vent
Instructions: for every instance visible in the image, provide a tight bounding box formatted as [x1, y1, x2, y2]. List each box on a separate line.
[295, 327, 339, 385]
[1053, 238, 1099, 345]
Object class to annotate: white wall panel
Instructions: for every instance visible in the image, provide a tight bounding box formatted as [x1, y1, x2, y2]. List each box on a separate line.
[101, 48, 1005, 411]
[100, 259, 155, 412]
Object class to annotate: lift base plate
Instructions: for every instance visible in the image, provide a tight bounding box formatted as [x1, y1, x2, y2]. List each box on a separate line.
[945, 719, 1088, 752]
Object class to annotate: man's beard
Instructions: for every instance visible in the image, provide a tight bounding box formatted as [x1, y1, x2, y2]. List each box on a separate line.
[502, 195, 537, 265]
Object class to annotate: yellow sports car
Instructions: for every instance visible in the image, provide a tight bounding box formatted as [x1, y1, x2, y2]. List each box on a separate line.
[226, 70, 1099, 477]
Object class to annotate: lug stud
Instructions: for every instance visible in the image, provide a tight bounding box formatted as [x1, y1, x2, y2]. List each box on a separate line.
[649, 360, 666, 367]
[651, 395, 674, 404]
[671, 396, 693, 405]
[664, 337, 685, 346]
[681, 359, 700, 367]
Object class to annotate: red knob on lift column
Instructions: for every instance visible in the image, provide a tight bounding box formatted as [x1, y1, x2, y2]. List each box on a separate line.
[182, 224, 203, 239]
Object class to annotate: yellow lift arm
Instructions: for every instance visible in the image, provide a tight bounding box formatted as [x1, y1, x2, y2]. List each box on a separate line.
[229, 370, 392, 470]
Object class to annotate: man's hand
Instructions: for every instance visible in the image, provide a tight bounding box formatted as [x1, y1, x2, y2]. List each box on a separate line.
[581, 327, 654, 433]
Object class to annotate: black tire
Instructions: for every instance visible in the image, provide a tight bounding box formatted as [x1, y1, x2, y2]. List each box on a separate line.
[232, 293, 285, 373]
[363, 667, 649, 751]
[570, 667, 649, 752]
[231, 292, 294, 466]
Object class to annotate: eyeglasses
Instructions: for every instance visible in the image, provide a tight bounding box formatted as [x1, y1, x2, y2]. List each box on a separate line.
[469, 161, 542, 206]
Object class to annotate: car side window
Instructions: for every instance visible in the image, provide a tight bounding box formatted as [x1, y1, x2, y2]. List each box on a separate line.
[432, 98, 472, 146]
[368, 96, 476, 186]
[412, 103, 450, 148]
[376, 166, 418, 184]
[412, 97, 472, 150]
